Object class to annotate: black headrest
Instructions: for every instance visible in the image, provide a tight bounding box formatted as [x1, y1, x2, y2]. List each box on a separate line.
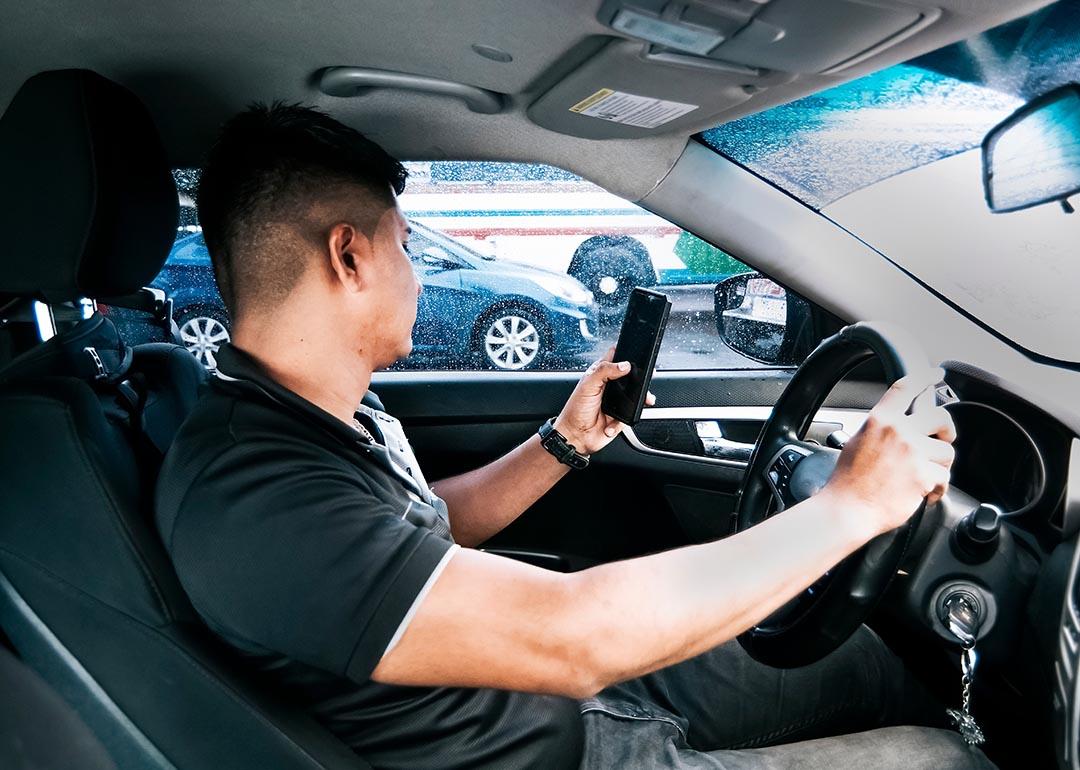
[0, 70, 178, 301]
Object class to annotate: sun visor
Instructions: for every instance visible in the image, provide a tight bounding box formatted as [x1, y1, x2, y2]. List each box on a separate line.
[529, 0, 940, 139]
[527, 38, 777, 140]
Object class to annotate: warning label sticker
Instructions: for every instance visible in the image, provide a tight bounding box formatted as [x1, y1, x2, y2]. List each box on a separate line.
[569, 88, 698, 129]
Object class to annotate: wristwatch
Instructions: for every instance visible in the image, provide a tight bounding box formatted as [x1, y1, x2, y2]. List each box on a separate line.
[538, 418, 590, 470]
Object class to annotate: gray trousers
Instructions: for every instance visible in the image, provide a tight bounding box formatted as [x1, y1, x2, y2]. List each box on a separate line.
[579, 626, 994, 769]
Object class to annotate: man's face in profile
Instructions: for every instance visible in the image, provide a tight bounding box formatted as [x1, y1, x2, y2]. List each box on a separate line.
[362, 201, 422, 368]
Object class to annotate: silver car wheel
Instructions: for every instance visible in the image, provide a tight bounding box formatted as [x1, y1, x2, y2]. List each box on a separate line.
[483, 314, 540, 370]
[179, 315, 230, 369]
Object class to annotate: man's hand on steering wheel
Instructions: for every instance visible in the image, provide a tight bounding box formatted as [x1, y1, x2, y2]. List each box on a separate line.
[554, 347, 655, 455]
[820, 367, 957, 543]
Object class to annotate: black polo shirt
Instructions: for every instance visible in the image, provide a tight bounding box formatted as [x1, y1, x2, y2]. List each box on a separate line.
[155, 344, 583, 769]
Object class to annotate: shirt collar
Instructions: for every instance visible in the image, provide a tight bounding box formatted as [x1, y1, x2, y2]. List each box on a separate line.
[213, 343, 370, 451]
[212, 345, 430, 499]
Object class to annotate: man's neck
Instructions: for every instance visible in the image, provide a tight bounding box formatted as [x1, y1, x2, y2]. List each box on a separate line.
[232, 316, 374, 427]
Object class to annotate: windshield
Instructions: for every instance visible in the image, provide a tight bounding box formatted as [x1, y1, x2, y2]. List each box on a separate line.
[699, 2, 1080, 364]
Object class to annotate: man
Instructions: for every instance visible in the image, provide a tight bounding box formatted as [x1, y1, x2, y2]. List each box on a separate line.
[156, 103, 988, 769]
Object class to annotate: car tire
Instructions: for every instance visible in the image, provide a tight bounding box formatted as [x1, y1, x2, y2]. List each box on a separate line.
[567, 235, 655, 326]
[176, 306, 231, 370]
[474, 306, 547, 371]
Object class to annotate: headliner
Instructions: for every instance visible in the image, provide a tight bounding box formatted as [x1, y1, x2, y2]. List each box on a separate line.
[0, 0, 1055, 199]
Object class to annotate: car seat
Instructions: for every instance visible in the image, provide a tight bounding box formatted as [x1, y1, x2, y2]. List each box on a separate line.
[0, 643, 117, 769]
[0, 70, 369, 769]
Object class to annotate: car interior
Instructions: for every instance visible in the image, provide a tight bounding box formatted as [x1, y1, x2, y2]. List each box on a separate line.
[2, 1, 1080, 769]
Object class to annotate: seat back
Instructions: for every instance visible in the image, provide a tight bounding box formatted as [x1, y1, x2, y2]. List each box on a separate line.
[0, 643, 117, 769]
[0, 70, 368, 770]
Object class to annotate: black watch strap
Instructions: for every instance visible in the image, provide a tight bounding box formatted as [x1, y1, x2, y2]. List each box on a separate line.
[538, 418, 590, 470]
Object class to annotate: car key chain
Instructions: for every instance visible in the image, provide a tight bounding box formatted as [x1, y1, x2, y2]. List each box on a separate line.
[946, 640, 985, 746]
[942, 592, 985, 746]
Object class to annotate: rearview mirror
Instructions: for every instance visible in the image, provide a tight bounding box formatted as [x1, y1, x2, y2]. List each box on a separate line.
[982, 84, 1080, 213]
[714, 273, 814, 366]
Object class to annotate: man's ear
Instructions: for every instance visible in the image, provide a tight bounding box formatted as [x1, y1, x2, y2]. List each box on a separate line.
[326, 222, 371, 293]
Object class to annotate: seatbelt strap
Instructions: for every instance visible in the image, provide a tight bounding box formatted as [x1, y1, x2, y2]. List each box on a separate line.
[78, 340, 167, 457]
[111, 373, 169, 458]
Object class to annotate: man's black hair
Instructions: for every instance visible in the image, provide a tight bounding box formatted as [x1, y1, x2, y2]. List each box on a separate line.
[197, 102, 408, 318]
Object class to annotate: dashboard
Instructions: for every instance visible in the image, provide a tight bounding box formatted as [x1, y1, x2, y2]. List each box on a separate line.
[625, 357, 1080, 768]
[943, 361, 1074, 538]
[947, 400, 1046, 518]
[902, 361, 1080, 770]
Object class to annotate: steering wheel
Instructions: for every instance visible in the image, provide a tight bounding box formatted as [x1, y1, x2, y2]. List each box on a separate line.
[735, 322, 938, 668]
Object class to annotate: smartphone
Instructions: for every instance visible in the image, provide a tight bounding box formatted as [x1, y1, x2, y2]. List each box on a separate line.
[601, 287, 671, 426]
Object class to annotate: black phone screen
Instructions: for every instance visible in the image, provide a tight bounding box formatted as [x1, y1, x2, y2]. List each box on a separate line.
[601, 288, 671, 425]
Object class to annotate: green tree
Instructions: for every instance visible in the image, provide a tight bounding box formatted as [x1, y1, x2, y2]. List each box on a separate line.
[674, 231, 748, 276]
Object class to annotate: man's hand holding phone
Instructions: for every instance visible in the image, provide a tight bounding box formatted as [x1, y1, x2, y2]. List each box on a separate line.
[600, 288, 670, 425]
[554, 346, 656, 455]
[555, 288, 669, 455]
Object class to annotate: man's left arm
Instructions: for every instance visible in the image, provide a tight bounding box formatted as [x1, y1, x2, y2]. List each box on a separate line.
[433, 350, 651, 548]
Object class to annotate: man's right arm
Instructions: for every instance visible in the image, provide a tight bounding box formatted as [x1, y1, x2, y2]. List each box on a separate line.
[372, 372, 955, 698]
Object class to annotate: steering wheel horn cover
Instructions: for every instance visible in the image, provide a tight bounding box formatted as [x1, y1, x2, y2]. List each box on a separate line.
[735, 322, 935, 668]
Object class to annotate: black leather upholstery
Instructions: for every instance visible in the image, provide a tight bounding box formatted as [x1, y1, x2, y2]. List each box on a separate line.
[0, 645, 117, 769]
[0, 70, 177, 300]
[0, 336, 368, 770]
[0, 70, 370, 769]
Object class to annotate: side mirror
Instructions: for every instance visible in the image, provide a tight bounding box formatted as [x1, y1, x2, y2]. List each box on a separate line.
[982, 83, 1080, 213]
[714, 273, 814, 366]
[420, 246, 458, 270]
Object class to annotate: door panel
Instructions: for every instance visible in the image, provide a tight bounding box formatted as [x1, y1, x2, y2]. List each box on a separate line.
[374, 369, 886, 419]
[626, 407, 869, 464]
[372, 369, 886, 566]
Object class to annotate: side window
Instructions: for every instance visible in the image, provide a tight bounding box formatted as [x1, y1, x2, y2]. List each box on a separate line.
[114, 166, 826, 373]
[396, 161, 824, 372]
